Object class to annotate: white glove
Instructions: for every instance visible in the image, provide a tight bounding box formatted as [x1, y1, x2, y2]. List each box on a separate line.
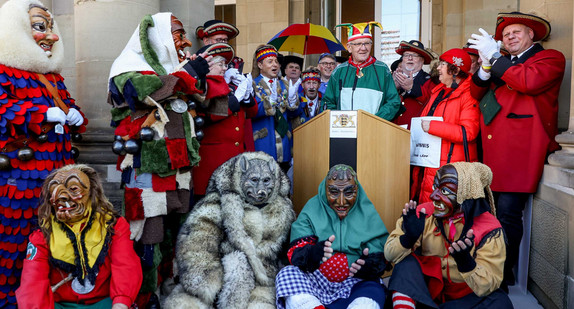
[46, 107, 66, 125]
[468, 28, 500, 62]
[242, 74, 253, 102]
[288, 79, 301, 107]
[224, 68, 238, 84]
[234, 76, 249, 101]
[66, 108, 84, 126]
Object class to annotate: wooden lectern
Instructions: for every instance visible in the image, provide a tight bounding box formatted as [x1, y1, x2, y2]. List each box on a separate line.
[292, 110, 410, 229]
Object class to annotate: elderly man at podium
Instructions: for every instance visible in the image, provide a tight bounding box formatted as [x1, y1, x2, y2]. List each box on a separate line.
[276, 164, 389, 309]
[323, 22, 400, 121]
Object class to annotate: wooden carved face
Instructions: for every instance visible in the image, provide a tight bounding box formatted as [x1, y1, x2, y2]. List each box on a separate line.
[48, 169, 91, 223]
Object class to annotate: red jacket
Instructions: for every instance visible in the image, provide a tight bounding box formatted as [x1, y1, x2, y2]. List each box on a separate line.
[412, 77, 480, 203]
[16, 217, 142, 308]
[470, 44, 565, 193]
[192, 85, 258, 195]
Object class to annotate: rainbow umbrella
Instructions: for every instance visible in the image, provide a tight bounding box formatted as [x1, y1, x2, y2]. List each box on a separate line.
[268, 23, 345, 55]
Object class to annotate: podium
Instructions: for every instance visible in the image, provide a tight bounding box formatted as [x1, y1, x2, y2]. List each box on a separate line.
[292, 110, 411, 229]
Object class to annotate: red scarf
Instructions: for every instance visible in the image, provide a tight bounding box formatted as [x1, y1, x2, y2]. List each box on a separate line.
[348, 56, 376, 77]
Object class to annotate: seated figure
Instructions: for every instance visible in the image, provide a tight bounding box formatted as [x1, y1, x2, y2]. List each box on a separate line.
[16, 164, 142, 309]
[164, 152, 295, 309]
[384, 162, 513, 308]
[276, 164, 389, 309]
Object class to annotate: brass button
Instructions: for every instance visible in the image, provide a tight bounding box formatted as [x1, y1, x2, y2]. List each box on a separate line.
[235, 142, 239, 146]
[487, 134, 492, 139]
[235, 127, 240, 131]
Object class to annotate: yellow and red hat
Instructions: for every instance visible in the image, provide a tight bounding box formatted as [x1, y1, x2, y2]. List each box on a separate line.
[255, 45, 278, 63]
[494, 11, 551, 42]
[301, 68, 320, 83]
[196, 20, 239, 40]
[336, 21, 382, 42]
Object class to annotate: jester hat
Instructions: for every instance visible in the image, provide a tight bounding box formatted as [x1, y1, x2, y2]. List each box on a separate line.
[336, 21, 382, 42]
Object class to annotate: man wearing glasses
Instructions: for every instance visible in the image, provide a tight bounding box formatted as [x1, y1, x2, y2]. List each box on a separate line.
[392, 40, 436, 129]
[317, 53, 337, 96]
[196, 19, 239, 45]
[324, 22, 400, 120]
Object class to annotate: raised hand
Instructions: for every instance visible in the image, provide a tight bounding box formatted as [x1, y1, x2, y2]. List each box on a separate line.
[468, 28, 500, 63]
[399, 200, 426, 249]
[449, 229, 476, 272]
[322, 234, 335, 262]
[349, 248, 368, 277]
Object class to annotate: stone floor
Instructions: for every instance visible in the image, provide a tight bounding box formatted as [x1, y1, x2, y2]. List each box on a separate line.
[508, 286, 544, 309]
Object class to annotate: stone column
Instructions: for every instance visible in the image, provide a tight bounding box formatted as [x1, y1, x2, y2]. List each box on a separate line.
[160, 0, 214, 54]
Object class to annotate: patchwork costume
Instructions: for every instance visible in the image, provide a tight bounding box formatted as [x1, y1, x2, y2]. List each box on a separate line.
[0, 1, 86, 306]
[276, 176, 389, 309]
[107, 12, 206, 301]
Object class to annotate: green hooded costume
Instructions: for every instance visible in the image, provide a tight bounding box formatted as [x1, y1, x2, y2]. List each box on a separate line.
[291, 176, 389, 267]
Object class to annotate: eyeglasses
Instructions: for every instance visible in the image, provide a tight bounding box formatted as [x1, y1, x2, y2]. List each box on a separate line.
[210, 37, 228, 43]
[319, 62, 336, 67]
[348, 42, 373, 48]
[403, 53, 422, 59]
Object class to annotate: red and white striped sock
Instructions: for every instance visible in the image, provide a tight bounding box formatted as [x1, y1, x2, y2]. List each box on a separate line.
[392, 291, 415, 309]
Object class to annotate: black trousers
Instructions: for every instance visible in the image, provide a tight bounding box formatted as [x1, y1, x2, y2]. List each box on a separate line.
[493, 191, 530, 286]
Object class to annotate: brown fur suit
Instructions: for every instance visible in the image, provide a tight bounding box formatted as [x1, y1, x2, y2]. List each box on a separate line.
[164, 152, 295, 309]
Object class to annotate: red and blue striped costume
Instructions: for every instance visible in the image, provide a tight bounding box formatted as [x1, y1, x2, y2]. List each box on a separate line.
[0, 64, 86, 308]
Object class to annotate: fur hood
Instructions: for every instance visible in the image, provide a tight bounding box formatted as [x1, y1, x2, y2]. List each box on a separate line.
[0, 0, 64, 73]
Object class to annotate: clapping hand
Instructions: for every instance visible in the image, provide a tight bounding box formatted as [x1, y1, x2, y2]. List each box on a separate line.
[468, 28, 501, 63]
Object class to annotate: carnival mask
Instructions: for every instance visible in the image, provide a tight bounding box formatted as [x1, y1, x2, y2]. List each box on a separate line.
[430, 165, 460, 218]
[171, 15, 191, 63]
[48, 169, 91, 223]
[326, 176, 357, 220]
[29, 6, 58, 57]
[240, 157, 276, 207]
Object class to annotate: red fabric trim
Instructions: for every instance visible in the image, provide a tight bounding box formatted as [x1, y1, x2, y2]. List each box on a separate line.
[152, 174, 177, 192]
[414, 255, 474, 303]
[287, 238, 316, 263]
[165, 138, 190, 169]
[124, 187, 144, 220]
[205, 75, 231, 99]
[172, 70, 199, 95]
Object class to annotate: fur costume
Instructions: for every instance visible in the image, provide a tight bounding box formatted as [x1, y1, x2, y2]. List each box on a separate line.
[164, 152, 295, 309]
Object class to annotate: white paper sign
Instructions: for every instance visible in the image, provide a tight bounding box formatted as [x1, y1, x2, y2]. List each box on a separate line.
[410, 116, 443, 168]
[329, 110, 358, 138]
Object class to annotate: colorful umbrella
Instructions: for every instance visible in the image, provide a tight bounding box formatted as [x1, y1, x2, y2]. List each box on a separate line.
[268, 23, 346, 55]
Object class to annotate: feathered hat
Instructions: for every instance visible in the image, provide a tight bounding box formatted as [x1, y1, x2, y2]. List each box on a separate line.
[336, 21, 382, 42]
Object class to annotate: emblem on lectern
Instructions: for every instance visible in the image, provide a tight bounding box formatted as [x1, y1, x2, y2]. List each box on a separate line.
[332, 114, 356, 128]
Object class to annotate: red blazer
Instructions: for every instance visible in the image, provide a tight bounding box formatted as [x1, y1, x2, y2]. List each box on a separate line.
[412, 77, 480, 203]
[16, 218, 142, 308]
[471, 44, 565, 193]
[192, 92, 258, 195]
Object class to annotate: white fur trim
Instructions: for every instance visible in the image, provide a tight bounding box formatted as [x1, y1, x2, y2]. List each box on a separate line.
[176, 170, 191, 190]
[109, 12, 179, 79]
[347, 297, 380, 309]
[0, 0, 64, 73]
[129, 219, 145, 241]
[141, 189, 167, 218]
[285, 294, 322, 309]
[120, 154, 134, 170]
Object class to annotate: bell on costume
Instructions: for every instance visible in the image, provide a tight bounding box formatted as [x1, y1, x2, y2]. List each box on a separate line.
[0, 154, 10, 170]
[124, 139, 141, 154]
[112, 136, 126, 155]
[37, 133, 49, 143]
[194, 116, 205, 128]
[71, 147, 80, 160]
[17, 146, 34, 161]
[139, 127, 155, 141]
[195, 130, 205, 141]
[188, 100, 197, 110]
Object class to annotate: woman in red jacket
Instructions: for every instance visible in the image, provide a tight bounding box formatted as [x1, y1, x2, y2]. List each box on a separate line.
[411, 48, 480, 204]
